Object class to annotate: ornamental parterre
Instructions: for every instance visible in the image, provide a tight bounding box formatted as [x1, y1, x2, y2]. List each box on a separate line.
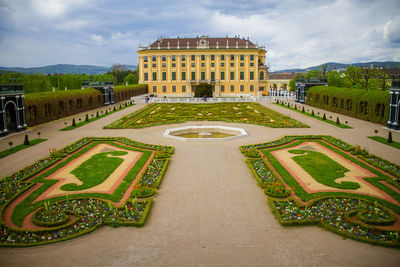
[0, 137, 173, 247]
[104, 102, 308, 129]
[241, 135, 400, 248]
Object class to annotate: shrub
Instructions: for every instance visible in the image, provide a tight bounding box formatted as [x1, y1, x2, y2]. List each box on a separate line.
[23, 85, 148, 127]
[302, 106, 305, 113]
[322, 113, 326, 120]
[23, 135, 30, 145]
[311, 110, 315, 116]
[96, 111, 99, 118]
[388, 131, 393, 143]
[113, 84, 147, 103]
[24, 88, 103, 126]
[336, 117, 340, 124]
[85, 114, 89, 122]
[306, 86, 389, 124]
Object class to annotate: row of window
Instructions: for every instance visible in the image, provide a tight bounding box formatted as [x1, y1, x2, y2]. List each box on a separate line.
[144, 71, 265, 81]
[144, 54, 256, 62]
[152, 84, 264, 93]
[144, 61, 256, 68]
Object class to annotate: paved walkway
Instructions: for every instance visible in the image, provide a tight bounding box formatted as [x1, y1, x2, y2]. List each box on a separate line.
[0, 101, 399, 266]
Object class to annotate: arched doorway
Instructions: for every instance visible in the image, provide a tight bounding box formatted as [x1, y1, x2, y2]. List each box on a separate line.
[5, 101, 18, 133]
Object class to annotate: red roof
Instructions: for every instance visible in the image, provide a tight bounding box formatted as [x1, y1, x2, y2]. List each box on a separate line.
[146, 36, 259, 50]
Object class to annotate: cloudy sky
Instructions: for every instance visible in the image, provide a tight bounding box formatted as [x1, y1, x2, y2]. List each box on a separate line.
[0, 0, 399, 71]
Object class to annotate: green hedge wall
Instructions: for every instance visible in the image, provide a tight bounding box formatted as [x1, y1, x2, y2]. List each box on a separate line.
[306, 86, 390, 124]
[24, 85, 147, 126]
[113, 84, 147, 102]
[24, 88, 104, 126]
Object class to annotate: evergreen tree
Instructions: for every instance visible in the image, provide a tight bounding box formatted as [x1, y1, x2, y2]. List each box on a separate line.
[322, 113, 326, 120]
[23, 135, 30, 145]
[336, 117, 340, 124]
[388, 131, 393, 143]
[72, 118, 76, 126]
[85, 114, 89, 122]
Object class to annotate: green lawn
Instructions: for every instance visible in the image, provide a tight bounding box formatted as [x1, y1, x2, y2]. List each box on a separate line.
[0, 138, 47, 159]
[289, 149, 360, 189]
[105, 102, 308, 128]
[61, 151, 128, 191]
[275, 102, 352, 129]
[60, 103, 135, 131]
[368, 136, 400, 149]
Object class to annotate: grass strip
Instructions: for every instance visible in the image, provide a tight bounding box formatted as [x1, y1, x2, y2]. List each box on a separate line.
[60, 103, 135, 131]
[0, 139, 47, 159]
[274, 102, 352, 129]
[368, 136, 400, 149]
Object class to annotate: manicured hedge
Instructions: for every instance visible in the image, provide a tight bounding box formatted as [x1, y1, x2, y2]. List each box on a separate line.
[306, 86, 390, 124]
[24, 84, 148, 126]
[24, 88, 104, 126]
[113, 84, 147, 102]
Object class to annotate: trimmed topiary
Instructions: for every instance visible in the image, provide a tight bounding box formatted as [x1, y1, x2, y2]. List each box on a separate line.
[72, 118, 76, 126]
[322, 113, 326, 120]
[302, 106, 305, 113]
[23, 135, 30, 145]
[85, 114, 89, 122]
[388, 131, 393, 143]
[336, 117, 340, 124]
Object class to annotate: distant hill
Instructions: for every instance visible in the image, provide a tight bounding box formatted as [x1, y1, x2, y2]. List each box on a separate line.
[0, 64, 137, 75]
[273, 61, 400, 73]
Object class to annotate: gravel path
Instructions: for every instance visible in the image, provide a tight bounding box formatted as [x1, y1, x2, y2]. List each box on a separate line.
[0, 101, 399, 266]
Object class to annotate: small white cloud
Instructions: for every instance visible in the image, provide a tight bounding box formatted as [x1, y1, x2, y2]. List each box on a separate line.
[30, 0, 89, 18]
[111, 32, 126, 40]
[384, 16, 400, 44]
[91, 34, 103, 44]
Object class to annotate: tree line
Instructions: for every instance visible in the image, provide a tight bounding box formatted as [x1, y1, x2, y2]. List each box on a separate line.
[0, 64, 139, 94]
[289, 65, 392, 91]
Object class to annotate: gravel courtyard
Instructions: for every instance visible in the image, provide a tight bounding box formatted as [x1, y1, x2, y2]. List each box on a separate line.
[0, 101, 399, 267]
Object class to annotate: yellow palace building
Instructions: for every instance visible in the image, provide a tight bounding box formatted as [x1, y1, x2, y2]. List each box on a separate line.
[137, 36, 269, 97]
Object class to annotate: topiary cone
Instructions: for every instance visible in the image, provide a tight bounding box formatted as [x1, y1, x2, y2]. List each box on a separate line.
[388, 131, 393, 143]
[23, 134, 30, 145]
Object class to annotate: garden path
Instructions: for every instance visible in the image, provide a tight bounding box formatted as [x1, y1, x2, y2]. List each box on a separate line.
[0, 101, 399, 266]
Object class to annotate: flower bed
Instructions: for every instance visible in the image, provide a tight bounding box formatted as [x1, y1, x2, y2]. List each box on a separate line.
[104, 103, 308, 129]
[241, 135, 400, 248]
[0, 137, 173, 247]
[270, 197, 400, 247]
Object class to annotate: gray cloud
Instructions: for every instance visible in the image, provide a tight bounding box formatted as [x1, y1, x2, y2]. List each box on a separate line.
[0, 0, 399, 70]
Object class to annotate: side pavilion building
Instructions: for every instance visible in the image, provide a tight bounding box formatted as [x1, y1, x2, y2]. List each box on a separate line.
[137, 36, 269, 97]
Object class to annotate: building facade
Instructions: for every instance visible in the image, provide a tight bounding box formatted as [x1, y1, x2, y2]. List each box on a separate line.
[388, 80, 400, 130]
[268, 73, 296, 91]
[0, 83, 27, 136]
[137, 36, 268, 97]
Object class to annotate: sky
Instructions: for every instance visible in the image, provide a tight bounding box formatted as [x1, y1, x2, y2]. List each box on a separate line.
[0, 0, 399, 71]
